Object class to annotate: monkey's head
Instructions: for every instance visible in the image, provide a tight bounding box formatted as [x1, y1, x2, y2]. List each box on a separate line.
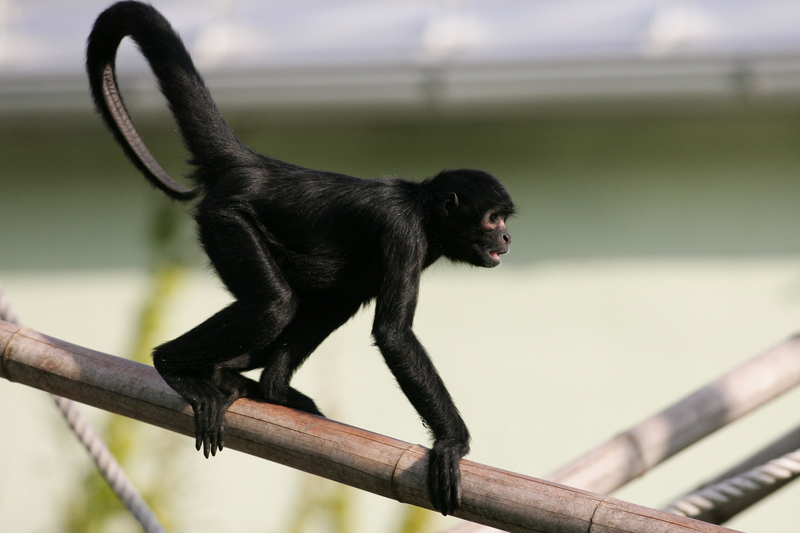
[425, 169, 515, 268]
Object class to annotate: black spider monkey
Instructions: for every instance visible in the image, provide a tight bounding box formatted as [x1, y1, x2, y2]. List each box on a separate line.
[87, 1, 514, 516]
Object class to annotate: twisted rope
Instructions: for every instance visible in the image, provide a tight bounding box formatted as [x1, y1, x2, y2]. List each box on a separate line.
[0, 285, 165, 533]
[664, 448, 800, 518]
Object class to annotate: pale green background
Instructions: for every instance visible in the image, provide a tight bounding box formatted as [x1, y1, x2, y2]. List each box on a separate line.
[2, 106, 800, 532]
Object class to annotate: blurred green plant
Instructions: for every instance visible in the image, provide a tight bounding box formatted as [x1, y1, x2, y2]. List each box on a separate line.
[285, 476, 353, 533]
[395, 505, 435, 533]
[64, 199, 187, 533]
[284, 474, 436, 533]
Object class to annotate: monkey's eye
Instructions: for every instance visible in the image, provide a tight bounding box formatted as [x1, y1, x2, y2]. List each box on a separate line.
[488, 213, 499, 224]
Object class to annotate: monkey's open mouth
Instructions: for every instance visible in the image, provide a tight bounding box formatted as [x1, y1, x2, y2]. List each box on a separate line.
[488, 249, 507, 264]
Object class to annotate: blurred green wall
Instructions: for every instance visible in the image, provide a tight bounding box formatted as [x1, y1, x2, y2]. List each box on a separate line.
[3, 109, 800, 272]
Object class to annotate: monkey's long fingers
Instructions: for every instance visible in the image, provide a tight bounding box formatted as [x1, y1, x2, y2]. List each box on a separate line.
[427, 442, 465, 516]
[192, 400, 226, 458]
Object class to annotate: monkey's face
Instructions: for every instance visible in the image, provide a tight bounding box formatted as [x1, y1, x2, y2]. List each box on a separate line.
[438, 207, 512, 268]
[426, 169, 515, 268]
[478, 210, 511, 267]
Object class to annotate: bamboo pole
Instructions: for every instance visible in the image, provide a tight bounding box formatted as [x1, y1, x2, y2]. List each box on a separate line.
[546, 334, 800, 494]
[0, 320, 740, 533]
[446, 335, 800, 533]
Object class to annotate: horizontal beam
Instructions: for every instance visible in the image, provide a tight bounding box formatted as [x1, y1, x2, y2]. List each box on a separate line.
[547, 334, 800, 494]
[0, 320, 738, 533]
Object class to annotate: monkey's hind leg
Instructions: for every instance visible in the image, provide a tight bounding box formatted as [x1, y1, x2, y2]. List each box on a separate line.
[257, 296, 362, 416]
[152, 301, 266, 457]
[158, 210, 299, 456]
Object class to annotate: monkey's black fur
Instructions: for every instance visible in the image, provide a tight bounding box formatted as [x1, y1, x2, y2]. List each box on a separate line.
[87, 1, 514, 516]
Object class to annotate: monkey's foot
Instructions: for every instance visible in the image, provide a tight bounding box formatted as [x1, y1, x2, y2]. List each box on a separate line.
[191, 398, 229, 458]
[284, 387, 325, 416]
[260, 382, 325, 417]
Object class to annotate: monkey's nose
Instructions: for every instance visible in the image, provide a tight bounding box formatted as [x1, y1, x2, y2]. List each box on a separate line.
[503, 233, 511, 244]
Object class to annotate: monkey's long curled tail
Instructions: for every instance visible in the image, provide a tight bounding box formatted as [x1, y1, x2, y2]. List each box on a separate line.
[86, 1, 247, 201]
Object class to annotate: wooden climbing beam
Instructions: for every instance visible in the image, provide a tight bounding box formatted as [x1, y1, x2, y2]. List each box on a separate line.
[447, 336, 800, 533]
[547, 334, 800, 494]
[0, 320, 739, 533]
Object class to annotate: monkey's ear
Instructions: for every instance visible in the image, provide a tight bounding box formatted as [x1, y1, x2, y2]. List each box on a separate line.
[443, 193, 459, 214]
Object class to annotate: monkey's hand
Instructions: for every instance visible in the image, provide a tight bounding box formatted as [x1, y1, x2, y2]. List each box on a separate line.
[427, 438, 470, 516]
[191, 397, 229, 458]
